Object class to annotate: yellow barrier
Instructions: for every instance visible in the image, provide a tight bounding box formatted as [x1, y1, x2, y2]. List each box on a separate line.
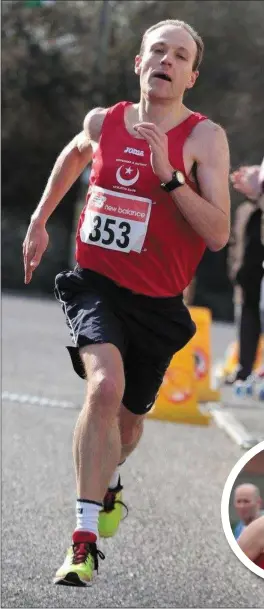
[189, 306, 220, 402]
[147, 338, 211, 425]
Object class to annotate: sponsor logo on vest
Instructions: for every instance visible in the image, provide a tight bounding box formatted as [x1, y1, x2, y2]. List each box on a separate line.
[116, 165, 140, 186]
[124, 147, 144, 157]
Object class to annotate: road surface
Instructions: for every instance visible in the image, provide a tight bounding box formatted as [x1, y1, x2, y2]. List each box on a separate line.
[2, 294, 264, 608]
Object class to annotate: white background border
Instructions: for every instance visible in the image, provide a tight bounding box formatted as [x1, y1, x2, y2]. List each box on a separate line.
[221, 441, 264, 579]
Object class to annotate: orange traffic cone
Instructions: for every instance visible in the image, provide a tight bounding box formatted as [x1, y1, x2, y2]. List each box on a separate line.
[148, 338, 211, 425]
[189, 306, 220, 402]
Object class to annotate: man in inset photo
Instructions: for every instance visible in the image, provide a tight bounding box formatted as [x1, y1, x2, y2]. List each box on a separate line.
[233, 483, 263, 539]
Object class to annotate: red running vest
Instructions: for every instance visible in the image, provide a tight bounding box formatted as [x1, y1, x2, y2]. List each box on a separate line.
[76, 101, 207, 297]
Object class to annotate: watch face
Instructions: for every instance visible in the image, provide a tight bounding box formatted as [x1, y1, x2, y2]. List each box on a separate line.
[175, 170, 185, 184]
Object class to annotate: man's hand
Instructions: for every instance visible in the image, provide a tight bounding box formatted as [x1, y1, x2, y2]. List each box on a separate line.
[23, 220, 49, 284]
[230, 165, 260, 200]
[134, 122, 173, 183]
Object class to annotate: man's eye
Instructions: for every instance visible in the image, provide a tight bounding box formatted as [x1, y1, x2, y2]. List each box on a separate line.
[154, 48, 163, 53]
[177, 54, 187, 60]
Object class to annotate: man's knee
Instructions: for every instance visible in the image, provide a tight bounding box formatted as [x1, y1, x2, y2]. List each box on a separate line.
[80, 344, 125, 417]
[88, 372, 124, 408]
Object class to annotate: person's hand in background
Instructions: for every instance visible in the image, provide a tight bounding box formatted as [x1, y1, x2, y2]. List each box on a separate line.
[230, 165, 260, 200]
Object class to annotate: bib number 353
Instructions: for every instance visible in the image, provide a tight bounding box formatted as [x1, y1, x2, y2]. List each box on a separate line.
[89, 215, 131, 249]
[80, 186, 152, 253]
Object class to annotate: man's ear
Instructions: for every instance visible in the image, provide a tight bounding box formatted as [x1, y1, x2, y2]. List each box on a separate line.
[185, 70, 199, 90]
[135, 54, 142, 76]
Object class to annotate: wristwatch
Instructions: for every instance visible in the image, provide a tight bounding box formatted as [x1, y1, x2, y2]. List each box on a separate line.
[160, 169, 185, 192]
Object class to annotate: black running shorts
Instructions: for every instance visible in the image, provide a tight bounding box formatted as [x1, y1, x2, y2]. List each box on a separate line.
[54, 266, 196, 415]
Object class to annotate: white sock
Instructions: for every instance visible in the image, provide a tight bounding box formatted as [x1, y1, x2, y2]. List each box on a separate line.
[75, 500, 102, 537]
[109, 461, 124, 489]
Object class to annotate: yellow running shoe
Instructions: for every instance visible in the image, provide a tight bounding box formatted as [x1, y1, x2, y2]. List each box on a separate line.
[98, 477, 128, 538]
[54, 531, 105, 587]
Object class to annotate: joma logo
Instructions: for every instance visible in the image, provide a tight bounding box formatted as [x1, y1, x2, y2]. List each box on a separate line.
[124, 147, 144, 157]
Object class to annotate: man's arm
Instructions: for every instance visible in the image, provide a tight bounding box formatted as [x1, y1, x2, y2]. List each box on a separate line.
[134, 120, 230, 251]
[169, 122, 231, 251]
[259, 157, 264, 191]
[23, 107, 106, 284]
[31, 130, 92, 226]
[228, 201, 254, 282]
[237, 516, 264, 561]
[30, 106, 107, 226]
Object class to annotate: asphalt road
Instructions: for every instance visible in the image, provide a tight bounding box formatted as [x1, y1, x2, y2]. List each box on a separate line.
[2, 293, 264, 608]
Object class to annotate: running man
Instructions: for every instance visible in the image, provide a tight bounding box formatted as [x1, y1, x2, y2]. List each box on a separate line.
[23, 19, 231, 586]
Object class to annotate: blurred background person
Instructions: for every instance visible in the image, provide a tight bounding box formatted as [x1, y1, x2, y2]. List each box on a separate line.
[227, 163, 264, 383]
[257, 158, 264, 341]
[233, 483, 263, 539]
[227, 198, 255, 336]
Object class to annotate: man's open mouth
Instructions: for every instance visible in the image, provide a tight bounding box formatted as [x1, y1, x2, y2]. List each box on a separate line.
[153, 72, 172, 82]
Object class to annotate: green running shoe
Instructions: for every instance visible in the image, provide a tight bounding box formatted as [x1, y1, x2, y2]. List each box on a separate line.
[98, 477, 128, 538]
[54, 532, 105, 587]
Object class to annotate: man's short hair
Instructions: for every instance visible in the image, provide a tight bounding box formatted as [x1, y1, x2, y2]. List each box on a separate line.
[234, 483, 261, 501]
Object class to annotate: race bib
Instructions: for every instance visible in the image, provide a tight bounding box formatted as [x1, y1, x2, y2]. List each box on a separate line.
[80, 186, 152, 253]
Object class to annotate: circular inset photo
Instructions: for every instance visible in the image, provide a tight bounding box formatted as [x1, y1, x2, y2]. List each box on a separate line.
[221, 441, 264, 579]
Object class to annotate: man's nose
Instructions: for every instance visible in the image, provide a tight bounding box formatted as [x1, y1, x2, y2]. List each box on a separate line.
[160, 55, 172, 67]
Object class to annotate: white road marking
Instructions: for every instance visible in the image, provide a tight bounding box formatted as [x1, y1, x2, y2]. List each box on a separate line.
[2, 391, 78, 409]
[209, 405, 262, 450]
[3, 392, 263, 451]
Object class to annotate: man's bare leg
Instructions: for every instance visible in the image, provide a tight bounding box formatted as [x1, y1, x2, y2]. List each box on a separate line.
[97, 403, 145, 539]
[73, 343, 125, 501]
[105, 408, 145, 490]
[119, 406, 145, 462]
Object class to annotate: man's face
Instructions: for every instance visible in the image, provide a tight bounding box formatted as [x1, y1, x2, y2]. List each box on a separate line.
[234, 486, 261, 524]
[135, 25, 199, 101]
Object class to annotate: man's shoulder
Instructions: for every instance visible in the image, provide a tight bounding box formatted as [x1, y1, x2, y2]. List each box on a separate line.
[83, 107, 108, 142]
[84, 101, 129, 142]
[189, 116, 229, 163]
[190, 116, 227, 142]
